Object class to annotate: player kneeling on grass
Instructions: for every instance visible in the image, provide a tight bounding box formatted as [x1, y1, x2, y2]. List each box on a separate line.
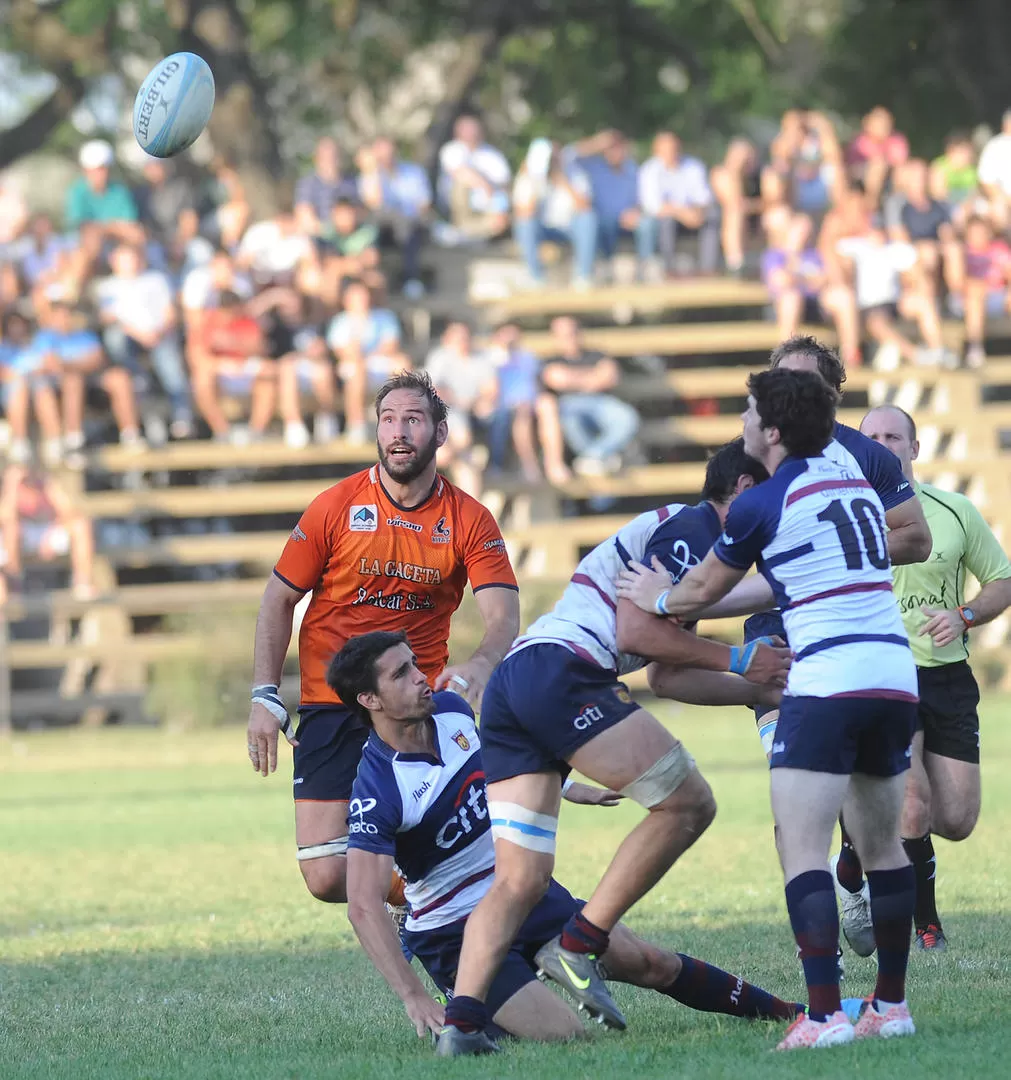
[338, 631, 804, 1050]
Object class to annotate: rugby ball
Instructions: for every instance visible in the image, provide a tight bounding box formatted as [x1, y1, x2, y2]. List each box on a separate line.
[133, 52, 215, 158]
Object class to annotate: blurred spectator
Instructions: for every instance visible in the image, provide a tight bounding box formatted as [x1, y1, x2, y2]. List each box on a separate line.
[96, 243, 193, 440]
[818, 186, 874, 286]
[18, 214, 66, 295]
[64, 141, 143, 245]
[357, 137, 431, 296]
[424, 321, 498, 492]
[846, 106, 909, 205]
[326, 280, 410, 442]
[294, 137, 358, 238]
[0, 175, 28, 253]
[30, 292, 144, 461]
[837, 224, 948, 368]
[250, 286, 338, 447]
[930, 131, 979, 219]
[978, 110, 1011, 230]
[0, 310, 62, 466]
[540, 316, 638, 476]
[512, 138, 597, 289]
[572, 130, 640, 265]
[762, 210, 860, 367]
[181, 246, 253, 337]
[711, 138, 763, 275]
[638, 131, 718, 276]
[947, 216, 1011, 369]
[766, 110, 844, 216]
[187, 289, 276, 443]
[884, 159, 959, 296]
[236, 209, 314, 288]
[320, 198, 383, 303]
[200, 158, 251, 251]
[438, 113, 511, 242]
[485, 322, 566, 484]
[0, 463, 96, 606]
[133, 156, 201, 269]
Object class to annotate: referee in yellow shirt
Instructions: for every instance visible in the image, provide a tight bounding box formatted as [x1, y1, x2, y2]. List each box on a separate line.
[842, 405, 1011, 950]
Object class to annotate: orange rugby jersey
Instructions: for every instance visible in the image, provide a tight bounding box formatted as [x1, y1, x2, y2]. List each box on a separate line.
[274, 466, 518, 706]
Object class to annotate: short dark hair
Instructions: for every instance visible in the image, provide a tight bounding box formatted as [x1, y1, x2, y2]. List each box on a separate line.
[769, 335, 847, 393]
[865, 404, 917, 442]
[748, 368, 839, 458]
[326, 630, 409, 727]
[374, 369, 449, 426]
[702, 437, 769, 502]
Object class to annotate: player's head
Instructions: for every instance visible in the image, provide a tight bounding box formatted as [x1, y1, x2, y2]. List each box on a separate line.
[327, 631, 433, 729]
[744, 368, 839, 467]
[374, 370, 449, 484]
[701, 437, 769, 506]
[860, 405, 919, 480]
[769, 335, 847, 394]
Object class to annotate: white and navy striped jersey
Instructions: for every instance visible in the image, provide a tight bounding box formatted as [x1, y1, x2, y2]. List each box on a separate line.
[510, 502, 723, 674]
[714, 454, 917, 700]
[347, 692, 496, 932]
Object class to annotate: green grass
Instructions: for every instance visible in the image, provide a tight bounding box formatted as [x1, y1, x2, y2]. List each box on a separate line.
[2, 698, 1010, 1079]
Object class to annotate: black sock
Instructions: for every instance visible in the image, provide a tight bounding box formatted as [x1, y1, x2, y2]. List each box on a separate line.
[661, 954, 800, 1021]
[836, 818, 865, 894]
[902, 833, 940, 931]
[443, 995, 488, 1034]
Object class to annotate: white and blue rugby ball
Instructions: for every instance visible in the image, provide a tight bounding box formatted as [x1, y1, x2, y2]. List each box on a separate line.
[133, 52, 215, 158]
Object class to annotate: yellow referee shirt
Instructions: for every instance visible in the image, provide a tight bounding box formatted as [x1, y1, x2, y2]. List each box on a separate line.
[894, 482, 1011, 668]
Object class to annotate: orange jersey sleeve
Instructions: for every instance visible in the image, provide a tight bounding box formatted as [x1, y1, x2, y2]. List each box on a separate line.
[274, 489, 336, 594]
[458, 497, 519, 593]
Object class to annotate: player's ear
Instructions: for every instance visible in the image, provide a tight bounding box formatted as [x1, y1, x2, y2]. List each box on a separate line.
[435, 418, 449, 450]
[357, 690, 380, 716]
[911, 439, 920, 463]
[736, 473, 756, 494]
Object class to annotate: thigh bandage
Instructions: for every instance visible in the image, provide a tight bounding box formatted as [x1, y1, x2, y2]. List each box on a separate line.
[620, 744, 696, 808]
[296, 836, 349, 861]
[488, 802, 558, 854]
[758, 718, 778, 758]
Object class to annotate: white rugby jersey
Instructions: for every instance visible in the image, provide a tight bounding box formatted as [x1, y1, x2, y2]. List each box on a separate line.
[511, 502, 723, 674]
[347, 692, 496, 932]
[715, 454, 917, 699]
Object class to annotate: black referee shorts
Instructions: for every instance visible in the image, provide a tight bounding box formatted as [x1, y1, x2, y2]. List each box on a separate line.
[915, 660, 981, 765]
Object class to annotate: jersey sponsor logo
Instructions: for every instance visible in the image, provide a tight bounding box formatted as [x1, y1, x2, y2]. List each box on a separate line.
[574, 703, 605, 731]
[898, 582, 948, 615]
[350, 504, 378, 532]
[483, 537, 506, 551]
[387, 516, 423, 533]
[358, 557, 444, 585]
[290, 525, 307, 542]
[435, 772, 487, 849]
[348, 796, 379, 834]
[720, 532, 736, 546]
[412, 780, 432, 801]
[667, 538, 700, 581]
[431, 516, 452, 544]
[451, 730, 470, 751]
[352, 586, 436, 611]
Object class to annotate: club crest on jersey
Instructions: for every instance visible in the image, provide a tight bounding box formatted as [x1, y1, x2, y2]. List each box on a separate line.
[349, 504, 378, 532]
[290, 525, 307, 542]
[450, 729, 470, 751]
[614, 686, 633, 705]
[431, 516, 452, 543]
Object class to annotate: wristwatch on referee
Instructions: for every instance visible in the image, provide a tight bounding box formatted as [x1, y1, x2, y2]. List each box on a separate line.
[957, 605, 976, 627]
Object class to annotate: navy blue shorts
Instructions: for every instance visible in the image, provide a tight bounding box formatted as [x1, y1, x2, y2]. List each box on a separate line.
[292, 704, 370, 801]
[770, 695, 916, 777]
[744, 612, 788, 723]
[480, 645, 640, 785]
[403, 879, 582, 1017]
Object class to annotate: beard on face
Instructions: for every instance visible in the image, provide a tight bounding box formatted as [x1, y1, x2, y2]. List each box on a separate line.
[378, 428, 439, 483]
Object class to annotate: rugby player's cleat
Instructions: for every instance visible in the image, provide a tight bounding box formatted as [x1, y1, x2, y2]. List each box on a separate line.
[853, 999, 916, 1040]
[534, 936, 627, 1031]
[914, 924, 947, 952]
[775, 1010, 854, 1050]
[841, 996, 870, 1024]
[830, 853, 876, 957]
[434, 1025, 499, 1056]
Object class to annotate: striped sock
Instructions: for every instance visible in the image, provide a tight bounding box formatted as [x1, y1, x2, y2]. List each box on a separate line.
[443, 995, 488, 1034]
[661, 954, 800, 1020]
[785, 869, 842, 1022]
[868, 865, 915, 1005]
[559, 911, 610, 955]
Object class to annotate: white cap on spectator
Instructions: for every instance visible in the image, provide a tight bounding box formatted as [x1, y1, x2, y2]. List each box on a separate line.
[79, 139, 114, 170]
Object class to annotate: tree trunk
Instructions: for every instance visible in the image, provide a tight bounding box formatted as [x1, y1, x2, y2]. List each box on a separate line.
[0, 75, 87, 172]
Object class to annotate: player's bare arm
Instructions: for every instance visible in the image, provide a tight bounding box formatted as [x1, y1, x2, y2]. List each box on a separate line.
[646, 665, 782, 709]
[920, 577, 1011, 647]
[884, 496, 932, 565]
[616, 555, 776, 619]
[247, 574, 304, 776]
[346, 847, 446, 1038]
[434, 585, 519, 709]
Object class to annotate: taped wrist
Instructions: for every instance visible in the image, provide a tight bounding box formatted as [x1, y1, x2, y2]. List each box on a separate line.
[728, 635, 776, 676]
[655, 589, 671, 617]
[252, 683, 294, 740]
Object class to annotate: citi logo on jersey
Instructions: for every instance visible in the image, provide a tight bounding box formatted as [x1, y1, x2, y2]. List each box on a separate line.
[435, 774, 487, 849]
[574, 703, 605, 730]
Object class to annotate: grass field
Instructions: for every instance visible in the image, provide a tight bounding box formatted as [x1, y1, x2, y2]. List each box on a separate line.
[2, 698, 1010, 1080]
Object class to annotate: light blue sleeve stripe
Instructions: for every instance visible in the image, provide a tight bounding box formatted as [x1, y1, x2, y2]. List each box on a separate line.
[490, 818, 556, 839]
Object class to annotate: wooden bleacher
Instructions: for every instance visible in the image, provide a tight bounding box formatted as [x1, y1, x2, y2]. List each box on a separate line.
[7, 277, 1011, 727]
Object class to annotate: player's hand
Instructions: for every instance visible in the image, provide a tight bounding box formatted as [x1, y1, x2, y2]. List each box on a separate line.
[246, 701, 298, 777]
[742, 639, 792, 687]
[919, 606, 965, 648]
[755, 682, 783, 709]
[434, 656, 492, 710]
[615, 556, 675, 614]
[563, 782, 623, 807]
[404, 991, 445, 1038]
